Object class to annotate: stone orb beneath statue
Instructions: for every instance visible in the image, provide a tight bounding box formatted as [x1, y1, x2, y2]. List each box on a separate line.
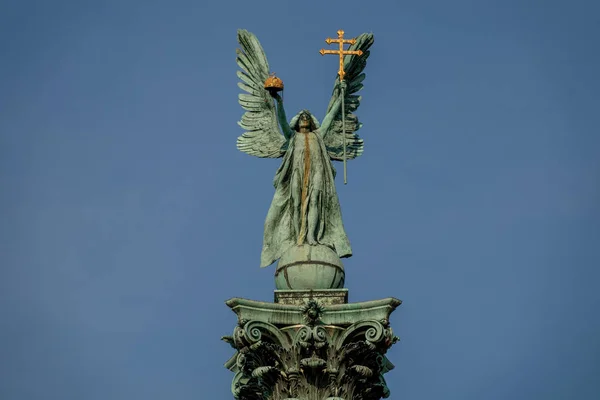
[275, 244, 345, 290]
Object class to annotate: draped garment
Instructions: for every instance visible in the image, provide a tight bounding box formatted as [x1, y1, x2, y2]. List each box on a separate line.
[260, 130, 352, 268]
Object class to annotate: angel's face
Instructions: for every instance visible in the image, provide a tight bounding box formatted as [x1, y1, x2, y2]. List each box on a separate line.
[298, 113, 313, 131]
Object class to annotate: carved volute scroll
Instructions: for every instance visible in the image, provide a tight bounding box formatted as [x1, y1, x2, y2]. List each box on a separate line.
[226, 27, 400, 400]
[224, 297, 400, 400]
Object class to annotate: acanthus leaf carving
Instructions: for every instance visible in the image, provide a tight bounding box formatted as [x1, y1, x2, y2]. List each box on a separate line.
[225, 319, 397, 400]
[224, 296, 401, 400]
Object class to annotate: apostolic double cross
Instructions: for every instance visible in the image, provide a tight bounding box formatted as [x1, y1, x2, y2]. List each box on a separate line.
[319, 30, 363, 81]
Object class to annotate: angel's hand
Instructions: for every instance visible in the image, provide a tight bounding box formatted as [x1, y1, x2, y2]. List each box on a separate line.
[337, 80, 347, 91]
[272, 94, 283, 105]
[269, 90, 281, 100]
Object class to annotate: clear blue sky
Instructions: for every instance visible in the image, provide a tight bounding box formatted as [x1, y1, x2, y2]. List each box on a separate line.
[1, 0, 599, 399]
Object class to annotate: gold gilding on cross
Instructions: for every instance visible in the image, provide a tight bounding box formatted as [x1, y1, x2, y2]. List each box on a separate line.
[319, 30, 363, 81]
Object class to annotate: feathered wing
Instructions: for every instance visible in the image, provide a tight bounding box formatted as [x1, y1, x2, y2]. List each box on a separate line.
[236, 29, 286, 158]
[322, 33, 374, 160]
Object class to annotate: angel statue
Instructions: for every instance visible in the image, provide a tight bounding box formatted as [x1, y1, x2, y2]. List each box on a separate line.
[235, 29, 374, 271]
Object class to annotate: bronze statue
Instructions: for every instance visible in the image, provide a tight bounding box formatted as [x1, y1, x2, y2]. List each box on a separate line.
[235, 29, 374, 269]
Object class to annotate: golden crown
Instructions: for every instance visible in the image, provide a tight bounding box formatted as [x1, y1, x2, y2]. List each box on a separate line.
[264, 73, 284, 93]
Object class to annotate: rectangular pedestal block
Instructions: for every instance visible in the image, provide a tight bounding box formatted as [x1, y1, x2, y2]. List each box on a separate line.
[275, 289, 348, 305]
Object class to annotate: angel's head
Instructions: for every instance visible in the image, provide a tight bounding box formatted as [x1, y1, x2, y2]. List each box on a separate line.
[291, 110, 319, 133]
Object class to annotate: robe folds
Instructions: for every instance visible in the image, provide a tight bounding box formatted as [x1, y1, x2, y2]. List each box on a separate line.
[260, 129, 352, 268]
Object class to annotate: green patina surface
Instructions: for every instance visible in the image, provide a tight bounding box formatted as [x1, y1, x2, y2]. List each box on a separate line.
[225, 29, 402, 400]
[275, 245, 345, 290]
[235, 29, 374, 271]
[225, 297, 401, 327]
[273, 289, 348, 306]
[223, 295, 401, 400]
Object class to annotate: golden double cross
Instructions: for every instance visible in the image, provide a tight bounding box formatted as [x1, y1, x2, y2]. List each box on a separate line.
[319, 29, 363, 185]
[319, 30, 363, 81]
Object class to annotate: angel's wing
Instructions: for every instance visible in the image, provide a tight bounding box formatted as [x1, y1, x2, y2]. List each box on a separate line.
[236, 30, 286, 158]
[322, 33, 374, 161]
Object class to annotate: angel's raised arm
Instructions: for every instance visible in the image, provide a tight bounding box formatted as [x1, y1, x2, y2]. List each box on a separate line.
[320, 81, 345, 137]
[272, 93, 294, 140]
[320, 33, 374, 161]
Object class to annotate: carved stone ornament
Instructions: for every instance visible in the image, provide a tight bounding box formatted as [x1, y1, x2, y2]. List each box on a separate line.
[223, 297, 401, 400]
[227, 28, 400, 400]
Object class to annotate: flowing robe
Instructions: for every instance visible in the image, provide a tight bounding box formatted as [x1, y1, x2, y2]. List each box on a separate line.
[260, 129, 352, 268]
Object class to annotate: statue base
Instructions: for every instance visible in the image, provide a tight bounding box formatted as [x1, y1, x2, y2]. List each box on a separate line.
[275, 244, 345, 290]
[274, 289, 348, 305]
[223, 291, 401, 400]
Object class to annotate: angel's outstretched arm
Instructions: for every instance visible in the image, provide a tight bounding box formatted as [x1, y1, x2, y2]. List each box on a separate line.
[272, 94, 294, 140]
[320, 81, 346, 137]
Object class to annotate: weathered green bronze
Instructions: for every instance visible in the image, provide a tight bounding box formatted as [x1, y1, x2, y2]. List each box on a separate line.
[235, 29, 373, 272]
[275, 245, 345, 291]
[226, 29, 401, 400]
[223, 296, 401, 400]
